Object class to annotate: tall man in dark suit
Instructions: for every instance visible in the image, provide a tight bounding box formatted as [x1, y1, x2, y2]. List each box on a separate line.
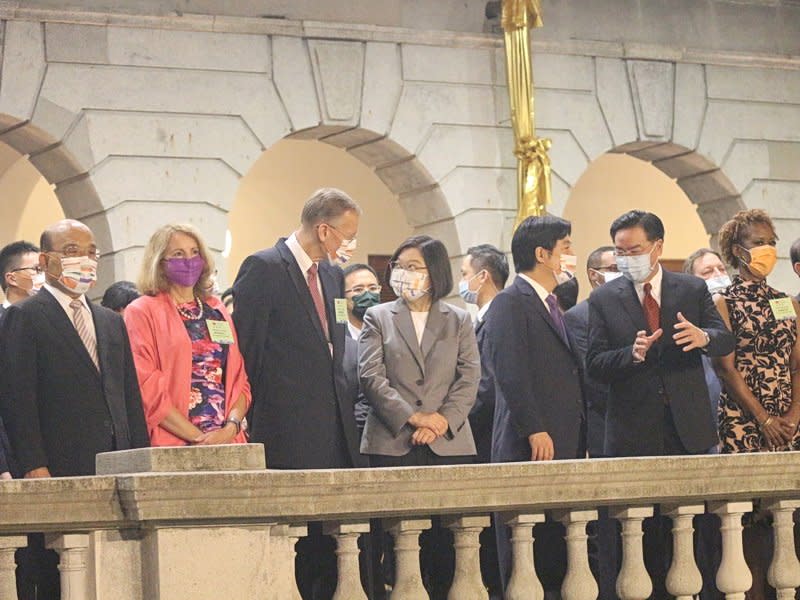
[0, 219, 149, 599]
[483, 216, 585, 596]
[586, 210, 734, 598]
[232, 188, 363, 600]
[790, 237, 800, 302]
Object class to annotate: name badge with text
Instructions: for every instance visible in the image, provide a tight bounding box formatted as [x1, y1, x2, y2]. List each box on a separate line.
[769, 297, 797, 321]
[207, 319, 235, 344]
[334, 298, 349, 324]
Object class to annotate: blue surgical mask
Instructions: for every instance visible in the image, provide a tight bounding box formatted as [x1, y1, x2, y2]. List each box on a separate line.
[616, 246, 657, 283]
[706, 275, 731, 295]
[458, 271, 484, 305]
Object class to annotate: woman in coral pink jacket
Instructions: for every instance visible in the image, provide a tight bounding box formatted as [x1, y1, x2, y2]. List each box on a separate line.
[124, 224, 251, 447]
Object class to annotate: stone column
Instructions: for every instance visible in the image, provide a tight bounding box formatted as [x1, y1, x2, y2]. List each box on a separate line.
[442, 515, 489, 600]
[611, 506, 653, 600]
[268, 524, 307, 600]
[0, 535, 27, 600]
[554, 509, 599, 600]
[502, 512, 545, 600]
[663, 503, 704, 600]
[710, 501, 752, 600]
[323, 522, 369, 600]
[765, 499, 800, 599]
[45, 532, 91, 600]
[386, 518, 431, 600]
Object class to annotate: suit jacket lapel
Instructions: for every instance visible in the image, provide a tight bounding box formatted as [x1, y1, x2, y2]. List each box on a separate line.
[391, 300, 425, 375]
[616, 278, 649, 333]
[90, 302, 109, 375]
[659, 270, 679, 348]
[277, 240, 329, 348]
[420, 301, 446, 360]
[515, 276, 571, 351]
[318, 262, 340, 344]
[38, 289, 100, 377]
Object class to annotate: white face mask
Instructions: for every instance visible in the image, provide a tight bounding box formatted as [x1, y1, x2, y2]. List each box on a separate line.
[57, 256, 98, 296]
[30, 271, 45, 294]
[390, 267, 428, 301]
[602, 270, 623, 283]
[616, 246, 657, 284]
[706, 275, 731, 295]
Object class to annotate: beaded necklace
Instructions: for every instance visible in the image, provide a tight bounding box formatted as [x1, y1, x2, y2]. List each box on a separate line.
[175, 295, 204, 321]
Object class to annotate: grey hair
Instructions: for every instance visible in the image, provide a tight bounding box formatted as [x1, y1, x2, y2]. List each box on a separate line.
[300, 188, 361, 226]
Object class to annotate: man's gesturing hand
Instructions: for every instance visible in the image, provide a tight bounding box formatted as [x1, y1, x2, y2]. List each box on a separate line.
[673, 312, 709, 352]
[632, 328, 662, 362]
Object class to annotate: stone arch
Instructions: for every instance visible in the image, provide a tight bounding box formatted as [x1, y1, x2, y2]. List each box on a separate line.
[0, 114, 111, 273]
[608, 141, 745, 248]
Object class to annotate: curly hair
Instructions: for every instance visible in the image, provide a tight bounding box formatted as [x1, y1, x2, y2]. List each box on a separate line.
[718, 209, 776, 266]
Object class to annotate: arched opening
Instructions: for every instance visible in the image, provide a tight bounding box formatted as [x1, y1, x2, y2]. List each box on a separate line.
[0, 115, 112, 292]
[564, 142, 744, 299]
[227, 126, 458, 290]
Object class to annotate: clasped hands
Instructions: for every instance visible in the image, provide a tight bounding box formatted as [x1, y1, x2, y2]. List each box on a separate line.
[408, 412, 448, 446]
[759, 413, 798, 449]
[632, 312, 708, 362]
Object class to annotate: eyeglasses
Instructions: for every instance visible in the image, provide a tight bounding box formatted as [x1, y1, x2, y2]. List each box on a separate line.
[614, 243, 658, 258]
[390, 261, 427, 273]
[49, 246, 101, 260]
[321, 223, 356, 244]
[345, 284, 382, 295]
[10, 266, 43, 275]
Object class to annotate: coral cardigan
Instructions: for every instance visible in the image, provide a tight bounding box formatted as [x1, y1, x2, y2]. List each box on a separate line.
[124, 292, 252, 447]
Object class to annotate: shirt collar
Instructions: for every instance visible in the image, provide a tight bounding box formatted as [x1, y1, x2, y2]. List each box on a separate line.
[476, 299, 493, 323]
[43, 282, 89, 311]
[2, 300, 9, 309]
[347, 321, 361, 340]
[285, 232, 315, 275]
[517, 273, 550, 306]
[634, 264, 663, 301]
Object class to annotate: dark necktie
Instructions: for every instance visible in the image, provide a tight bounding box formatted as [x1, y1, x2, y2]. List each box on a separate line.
[306, 263, 329, 340]
[545, 294, 569, 346]
[643, 282, 660, 333]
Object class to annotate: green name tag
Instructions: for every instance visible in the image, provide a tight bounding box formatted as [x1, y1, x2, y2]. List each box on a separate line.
[206, 319, 235, 344]
[334, 298, 349, 324]
[769, 297, 797, 321]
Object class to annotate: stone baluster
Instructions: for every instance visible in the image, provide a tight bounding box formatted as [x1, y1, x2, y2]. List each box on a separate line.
[442, 515, 489, 600]
[323, 522, 370, 600]
[663, 503, 704, 600]
[386, 518, 430, 600]
[710, 501, 752, 600]
[502, 512, 545, 600]
[45, 533, 90, 600]
[765, 499, 800, 599]
[0, 535, 27, 600]
[554, 509, 599, 600]
[268, 524, 307, 600]
[611, 506, 653, 600]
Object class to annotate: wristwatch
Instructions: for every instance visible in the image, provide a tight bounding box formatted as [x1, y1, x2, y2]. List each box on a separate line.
[225, 416, 242, 435]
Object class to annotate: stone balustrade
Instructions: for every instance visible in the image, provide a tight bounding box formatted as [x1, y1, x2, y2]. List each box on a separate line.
[1, 446, 800, 599]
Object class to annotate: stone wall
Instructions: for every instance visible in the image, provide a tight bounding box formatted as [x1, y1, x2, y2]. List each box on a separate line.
[0, 4, 797, 290]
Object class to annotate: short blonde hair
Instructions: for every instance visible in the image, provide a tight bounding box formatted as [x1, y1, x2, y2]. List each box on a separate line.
[138, 224, 215, 298]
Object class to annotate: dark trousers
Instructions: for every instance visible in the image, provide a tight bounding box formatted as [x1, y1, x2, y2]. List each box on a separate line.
[369, 447, 475, 600]
[16, 533, 60, 600]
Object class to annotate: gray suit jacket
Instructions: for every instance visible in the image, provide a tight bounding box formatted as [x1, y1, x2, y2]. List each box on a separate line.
[358, 299, 480, 457]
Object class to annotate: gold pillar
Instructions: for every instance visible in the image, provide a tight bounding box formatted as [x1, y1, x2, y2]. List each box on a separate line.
[502, 0, 553, 226]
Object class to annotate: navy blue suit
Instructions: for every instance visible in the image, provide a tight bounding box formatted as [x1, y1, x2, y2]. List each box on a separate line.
[468, 313, 495, 464]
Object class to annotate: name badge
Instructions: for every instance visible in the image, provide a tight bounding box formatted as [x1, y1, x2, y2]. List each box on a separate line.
[769, 297, 797, 321]
[206, 319, 235, 344]
[334, 298, 349, 324]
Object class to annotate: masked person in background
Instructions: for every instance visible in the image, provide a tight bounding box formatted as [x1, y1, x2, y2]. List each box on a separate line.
[359, 235, 479, 600]
[0, 219, 149, 600]
[124, 224, 251, 447]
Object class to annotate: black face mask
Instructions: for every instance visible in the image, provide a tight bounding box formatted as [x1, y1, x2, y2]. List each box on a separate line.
[351, 290, 380, 320]
[553, 276, 579, 312]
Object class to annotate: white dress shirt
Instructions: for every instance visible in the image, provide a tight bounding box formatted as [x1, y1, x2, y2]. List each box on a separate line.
[476, 299, 493, 324]
[43, 282, 96, 341]
[517, 273, 551, 310]
[347, 320, 361, 340]
[286, 232, 324, 300]
[410, 310, 429, 345]
[634, 265, 663, 306]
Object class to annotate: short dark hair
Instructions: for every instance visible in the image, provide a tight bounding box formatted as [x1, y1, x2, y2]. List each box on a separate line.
[300, 188, 361, 227]
[511, 216, 571, 273]
[718, 209, 776, 265]
[466, 244, 509, 289]
[609, 210, 665, 243]
[554, 276, 579, 312]
[586, 245, 615, 271]
[342, 263, 378, 283]
[683, 248, 722, 275]
[790, 239, 800, 266]
[389, 235, 453, 302]
[100, 281, 140, 311]
[0, 240, 40, 292]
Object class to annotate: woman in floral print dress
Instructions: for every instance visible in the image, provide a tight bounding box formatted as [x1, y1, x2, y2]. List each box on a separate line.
[713, 208, 800, 452]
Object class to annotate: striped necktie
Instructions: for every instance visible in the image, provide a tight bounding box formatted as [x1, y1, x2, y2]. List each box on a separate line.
[70, 299, 99, 370]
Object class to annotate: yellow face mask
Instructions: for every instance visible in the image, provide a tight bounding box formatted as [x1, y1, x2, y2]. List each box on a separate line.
[740, 244, 777, 278]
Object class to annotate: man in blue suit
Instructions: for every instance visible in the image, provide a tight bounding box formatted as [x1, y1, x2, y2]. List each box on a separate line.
[483, 215, 585, 596]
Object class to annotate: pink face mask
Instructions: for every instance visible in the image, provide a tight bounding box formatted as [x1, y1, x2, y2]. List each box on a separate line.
[163, 255, 205, 288]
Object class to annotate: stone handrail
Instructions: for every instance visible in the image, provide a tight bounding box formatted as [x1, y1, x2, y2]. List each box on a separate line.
[1, 447, 800, 599]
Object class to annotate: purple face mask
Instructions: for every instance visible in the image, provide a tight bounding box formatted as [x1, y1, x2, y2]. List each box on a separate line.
[163, 255, 205, 288]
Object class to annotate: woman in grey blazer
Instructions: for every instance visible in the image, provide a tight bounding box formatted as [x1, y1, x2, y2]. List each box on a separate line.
[358, 235, 480, 599]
